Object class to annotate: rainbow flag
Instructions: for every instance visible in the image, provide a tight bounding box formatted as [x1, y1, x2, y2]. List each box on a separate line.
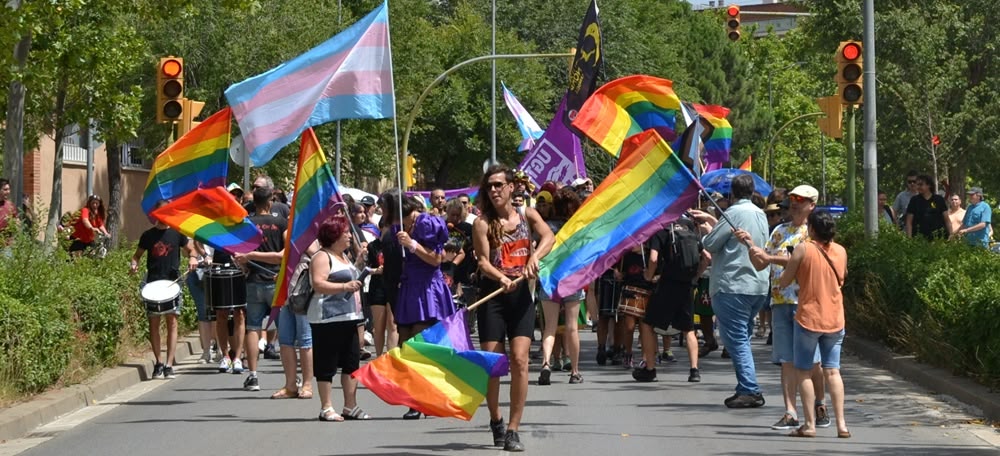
[150, 186, 262, 254]
[538, 129, 700, 300]
[353, 309, 508, 421]
[692, 103, 733, 164]
[225, 1, 394, 166]
[272, 128, 343, 308]
[142, 107, 232, 215]
[570, 75, 681, 158]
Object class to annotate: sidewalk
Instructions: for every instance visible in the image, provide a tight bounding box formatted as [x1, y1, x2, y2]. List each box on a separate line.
[0, 334, 201, 442]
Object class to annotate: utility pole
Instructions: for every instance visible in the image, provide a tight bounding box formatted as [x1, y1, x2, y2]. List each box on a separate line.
[862, 0, 879, 238]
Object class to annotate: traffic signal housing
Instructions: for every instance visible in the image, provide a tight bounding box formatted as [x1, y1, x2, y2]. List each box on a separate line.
[835, 41, 863, 106]
[816, 96, 843, 139]
[178, 99, 205, 137]
[156, 57, 184, 123]
[404, 155, 417, 188]
[725, 5, 741, 41]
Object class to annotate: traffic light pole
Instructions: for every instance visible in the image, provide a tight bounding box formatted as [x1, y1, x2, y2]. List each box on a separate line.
[862, 0, 879, 239]
[399, 52, 573, 191]
[765, 111, 824, 186]
[845, 106, 856, 209]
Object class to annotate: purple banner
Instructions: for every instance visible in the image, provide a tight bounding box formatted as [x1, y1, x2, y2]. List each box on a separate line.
[518, 96, 587, 188]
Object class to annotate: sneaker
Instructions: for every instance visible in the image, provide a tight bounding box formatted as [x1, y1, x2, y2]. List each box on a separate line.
[561, 356, 572, 372]
[721, 347, 731, 359]
[360, 348, 373, 361]
[503, 430, 525, 452]
[538, 365, 551, 386]
[622, 353, 633, 369]
[244, 374, 260, 391]
[263, 344, 280, 360]
[231, 358, 244, 375]
[688, 368, 701, 383]
[660, 350, 677, 363]
[632, 367, 657, 382]
[199, 351, 212, 364]
[698, 342, 719, 357]
[489, 418, 506, 446]
[724, 393, 765, 408]
[163, 365, 176, 379]
[610, 349, 623, 366]
[219, 356, 232, 373]
[815, 405, 832, 428]
[771, 413, 800, 430]
[152, 363, 165, 379]
[766, 331, 773, 346]
[635, 359, 647, 370]
[569, 373, 584, 384]
[596, 349, 607, 366]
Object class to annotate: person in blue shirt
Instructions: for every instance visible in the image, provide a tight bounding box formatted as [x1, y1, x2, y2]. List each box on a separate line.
[956, 187, 992, 248]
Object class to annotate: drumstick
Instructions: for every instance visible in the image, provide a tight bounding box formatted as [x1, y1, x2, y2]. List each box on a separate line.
[466, 277, 526, 312]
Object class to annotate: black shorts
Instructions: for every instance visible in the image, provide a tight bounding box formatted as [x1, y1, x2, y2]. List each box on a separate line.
[310, 320, 361, 382]
[367, 279, 388, 306]
[643, 280, 695, 332]
[476, 278, 535, 342]
[68, 239, 95, 252]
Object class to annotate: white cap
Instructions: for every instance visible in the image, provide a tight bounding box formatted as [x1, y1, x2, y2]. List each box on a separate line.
[789, 185, 819, 202]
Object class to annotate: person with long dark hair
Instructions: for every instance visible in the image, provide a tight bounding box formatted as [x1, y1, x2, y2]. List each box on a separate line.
[472, 164, 554, 452]
[69, 194, 110, 256]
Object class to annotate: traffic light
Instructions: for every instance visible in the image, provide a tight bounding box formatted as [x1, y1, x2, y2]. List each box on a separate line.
[177, 99, 205, 137]
[725, 5, 741, 41]
[404, 155, 417, 188]
[835, 41, 863, 106]
[816, 96, 843, 139]
[156, 57, 184, 123]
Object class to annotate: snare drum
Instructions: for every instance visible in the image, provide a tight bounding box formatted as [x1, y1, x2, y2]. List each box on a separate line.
[141, 280, 182, 315]
[206, 267, 247, 309]
[617, 285, 651, 318]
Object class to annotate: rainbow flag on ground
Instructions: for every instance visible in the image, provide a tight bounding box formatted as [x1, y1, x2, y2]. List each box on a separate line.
[692, 103, 733, 164]
[570, 75, 681, 158]
[150, 186, 262, 254]
[142, 107, 232, 215]
[353, 309, 508, 421]
[272, 128, 343, 308]
[538, 129, 700, 300]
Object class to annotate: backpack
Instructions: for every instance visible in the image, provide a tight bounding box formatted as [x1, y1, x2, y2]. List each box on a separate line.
[288, 255, 316, 315]
[659, 217, 702, 282]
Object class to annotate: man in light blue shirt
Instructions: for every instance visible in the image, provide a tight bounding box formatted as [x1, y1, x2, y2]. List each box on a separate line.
[692, 174, 770, 409]
[958, 187, 991, 248]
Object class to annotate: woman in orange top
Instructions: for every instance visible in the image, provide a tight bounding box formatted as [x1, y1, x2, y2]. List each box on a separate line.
[779, 211, 850, 439]
[69, 194, 110, 255]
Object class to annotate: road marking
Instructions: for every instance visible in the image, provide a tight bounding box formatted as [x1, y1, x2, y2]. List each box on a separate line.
[0, 354, 202, 456]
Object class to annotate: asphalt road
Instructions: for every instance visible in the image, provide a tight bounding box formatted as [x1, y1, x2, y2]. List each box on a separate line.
[3, 331, 997, 455]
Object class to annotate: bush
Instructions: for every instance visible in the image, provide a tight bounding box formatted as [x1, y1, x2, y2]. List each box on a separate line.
[838, 212, 1000, 390]
[0, 229, 197, 403]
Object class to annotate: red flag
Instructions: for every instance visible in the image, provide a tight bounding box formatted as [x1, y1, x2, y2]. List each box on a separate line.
[738, 156, 752, 171]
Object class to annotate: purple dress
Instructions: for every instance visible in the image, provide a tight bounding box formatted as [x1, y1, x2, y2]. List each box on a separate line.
[394, 213, 457, 325]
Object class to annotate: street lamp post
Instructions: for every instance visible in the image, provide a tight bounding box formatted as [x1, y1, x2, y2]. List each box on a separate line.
[767, 61, 805, 185]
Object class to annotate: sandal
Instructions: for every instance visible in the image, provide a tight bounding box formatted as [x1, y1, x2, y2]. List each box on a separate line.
[838, 430, 852, 439]
[342, 405, 372, 420]
[270, 387, 298, 399]
[788, 425, 816, 438]
[318, 407, 344, 422]
[297, 388, 313, 399]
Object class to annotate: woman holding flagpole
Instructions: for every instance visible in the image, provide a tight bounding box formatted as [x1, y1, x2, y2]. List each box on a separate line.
[472, 164, 554, 452]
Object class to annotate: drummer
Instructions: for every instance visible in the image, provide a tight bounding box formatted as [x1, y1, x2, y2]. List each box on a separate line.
[130, 200, 199, 380]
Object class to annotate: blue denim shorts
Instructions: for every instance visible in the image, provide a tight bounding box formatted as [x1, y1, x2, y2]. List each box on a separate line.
[793, 321, 845, 371]
[277, 304, 313, 348]
[539, 288, 585, 304]
[246, 282, 275, 331]
[771, 304, 819, 365]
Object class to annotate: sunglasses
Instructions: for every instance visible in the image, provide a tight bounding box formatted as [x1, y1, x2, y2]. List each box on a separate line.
[487, 182, 508, 190]
[789, 195, 812, 203]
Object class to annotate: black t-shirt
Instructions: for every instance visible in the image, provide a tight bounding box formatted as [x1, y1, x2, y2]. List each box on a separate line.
[380, 225, 403, 300]
[365, 236, 385, 289]
[213, 249, 234, 266]
[138, 227, 188, 282]
[248, 213, 287, 282]
[906, 193, 947, 239]
[244, 201, 290, 220]
[621, 250, 648, 287]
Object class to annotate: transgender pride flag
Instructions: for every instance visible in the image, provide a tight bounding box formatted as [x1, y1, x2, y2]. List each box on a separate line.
[225, 1, 394, 166]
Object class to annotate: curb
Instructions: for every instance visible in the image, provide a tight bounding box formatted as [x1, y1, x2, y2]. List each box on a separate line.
[0, 335, 200, 442]
[845, 336, 1000, 422]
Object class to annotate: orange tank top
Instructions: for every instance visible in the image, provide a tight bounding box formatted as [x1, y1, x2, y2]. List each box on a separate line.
[794, 241, 847, 333]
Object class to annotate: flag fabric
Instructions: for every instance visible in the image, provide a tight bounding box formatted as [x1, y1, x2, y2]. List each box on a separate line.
[141, 108, 232, 215]
[150, 186, 262, 254]
[272, 128, 344, 308]
[352, 309, 509, 421]
[538, 129, 700, 300]
[571, 75, 682, 158]
[564, 0, 603, 125]
[501, 82, 544, 152]
[225, 1, 394, 166]
[518, 95, 587, 188]
[739, 156, 752, 171]
[692, 103, 733, 164]
[670, 102, 706, 179]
